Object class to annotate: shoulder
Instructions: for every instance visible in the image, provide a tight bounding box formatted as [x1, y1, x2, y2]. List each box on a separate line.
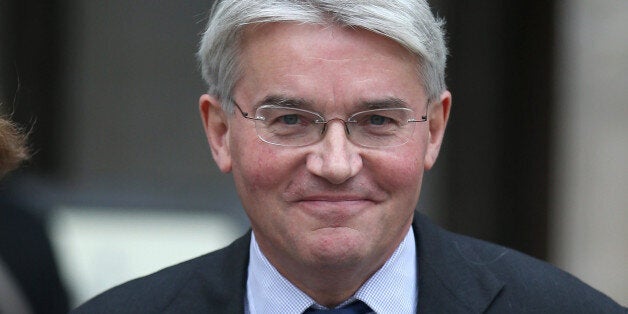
[413, 213, 626, 313]
[455, 232, 622, 311]
[72, 232, 250, 314]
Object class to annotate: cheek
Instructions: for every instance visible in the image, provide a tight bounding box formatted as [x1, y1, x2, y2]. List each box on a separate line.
[368, 146, 425, 189]
[232, 139, 297, 194]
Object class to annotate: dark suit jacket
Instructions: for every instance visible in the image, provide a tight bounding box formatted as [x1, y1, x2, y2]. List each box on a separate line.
[73, 212, 625, 313]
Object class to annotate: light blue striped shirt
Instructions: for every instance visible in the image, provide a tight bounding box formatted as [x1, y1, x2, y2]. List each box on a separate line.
[245, 227, 417, 314]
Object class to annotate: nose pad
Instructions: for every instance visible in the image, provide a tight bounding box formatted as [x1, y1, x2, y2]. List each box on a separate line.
[319, 118, 351, 141]
[306, 121, 363, 184]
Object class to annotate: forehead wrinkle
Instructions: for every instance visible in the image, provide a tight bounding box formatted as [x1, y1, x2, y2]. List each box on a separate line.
[303, 56, 376, 63]
[283, 74, 308, 78]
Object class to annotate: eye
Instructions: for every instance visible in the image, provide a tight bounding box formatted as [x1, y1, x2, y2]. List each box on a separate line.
[260, 108, 313, 126]
[256, 105, 321, 132]
[269, 113, 313, 126]
[263, 110, 318, 139]
[280, 114, 300, 125]
[368, 115, 389, 126]
[355, 113, 398, 127]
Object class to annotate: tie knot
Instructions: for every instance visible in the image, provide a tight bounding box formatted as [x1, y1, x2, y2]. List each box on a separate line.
[303, 300, 372, 314]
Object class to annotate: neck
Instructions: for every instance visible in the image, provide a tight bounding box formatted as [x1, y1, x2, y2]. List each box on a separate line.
[292, 262, 383, 307]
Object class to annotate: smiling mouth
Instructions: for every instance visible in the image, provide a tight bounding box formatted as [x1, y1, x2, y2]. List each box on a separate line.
[299, 199, 371, 205]
[298, 195, 374, 206]
[298, 192, 374, 202]
[295, 198, 374, 220]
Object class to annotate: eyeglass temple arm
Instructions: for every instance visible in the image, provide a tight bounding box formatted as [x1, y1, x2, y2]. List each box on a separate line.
[410, 115, 428, 122]
[233, 101, 255, 120]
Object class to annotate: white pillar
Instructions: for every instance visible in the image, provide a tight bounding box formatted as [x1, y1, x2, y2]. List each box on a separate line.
[551, 0, 628, 305]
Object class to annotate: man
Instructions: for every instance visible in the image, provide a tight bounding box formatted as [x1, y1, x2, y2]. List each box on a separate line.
[74, 0, 625, 313]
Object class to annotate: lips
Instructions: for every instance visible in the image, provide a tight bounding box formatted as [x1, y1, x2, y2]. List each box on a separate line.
[282, 178, 386, 223]
[293, 192, 378, 209]
[299, 193, 372, 202]
[297, 198, 374, 211]
[291, 194, 375, 225]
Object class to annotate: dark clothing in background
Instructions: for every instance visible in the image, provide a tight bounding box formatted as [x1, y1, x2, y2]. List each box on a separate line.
[0, 194, 69, 314]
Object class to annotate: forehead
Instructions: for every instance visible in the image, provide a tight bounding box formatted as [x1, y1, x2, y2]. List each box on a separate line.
[235, 22, 426, 110]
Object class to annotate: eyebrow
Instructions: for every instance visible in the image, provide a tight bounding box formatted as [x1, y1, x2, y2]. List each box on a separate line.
[356, 97, 410, 110]
[256, 95, 314, 109]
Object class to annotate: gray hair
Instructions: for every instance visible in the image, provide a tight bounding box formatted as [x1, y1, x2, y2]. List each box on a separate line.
[198, 0, 447, 111]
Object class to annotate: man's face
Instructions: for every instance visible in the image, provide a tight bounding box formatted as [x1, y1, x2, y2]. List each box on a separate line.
[201, 23, 450, 276]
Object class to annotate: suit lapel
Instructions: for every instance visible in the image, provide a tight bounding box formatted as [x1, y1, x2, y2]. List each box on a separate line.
[413, 213, 504, 313]
[196, 231, 251, 313]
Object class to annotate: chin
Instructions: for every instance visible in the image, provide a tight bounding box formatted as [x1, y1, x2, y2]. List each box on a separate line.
[303, 228, 370, 266]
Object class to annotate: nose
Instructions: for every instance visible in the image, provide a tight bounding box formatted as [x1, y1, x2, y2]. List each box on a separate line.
[306, 120, 363, 184]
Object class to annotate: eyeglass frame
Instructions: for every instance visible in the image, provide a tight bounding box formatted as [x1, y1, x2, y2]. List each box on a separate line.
[231, 100, 428, 148]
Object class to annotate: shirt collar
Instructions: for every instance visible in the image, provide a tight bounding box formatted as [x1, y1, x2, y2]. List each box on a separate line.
[246, 227, 417, 314]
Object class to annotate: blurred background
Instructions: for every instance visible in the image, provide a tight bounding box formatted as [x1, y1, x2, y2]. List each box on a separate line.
[0, 0, 626, 310]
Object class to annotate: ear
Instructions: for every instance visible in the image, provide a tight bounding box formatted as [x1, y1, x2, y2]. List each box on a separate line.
[424, 90, 452, 170]
[199, 94, 232, 173]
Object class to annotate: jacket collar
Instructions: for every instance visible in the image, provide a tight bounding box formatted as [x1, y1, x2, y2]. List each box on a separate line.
[413, 212, 504, 313]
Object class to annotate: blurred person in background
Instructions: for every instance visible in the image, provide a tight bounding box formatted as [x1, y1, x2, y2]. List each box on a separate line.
[0, 113, 69, 314]
[73, 0, 626, 313]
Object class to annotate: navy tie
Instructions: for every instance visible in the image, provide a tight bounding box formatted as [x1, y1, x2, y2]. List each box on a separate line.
[303, 300, 372, 314]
